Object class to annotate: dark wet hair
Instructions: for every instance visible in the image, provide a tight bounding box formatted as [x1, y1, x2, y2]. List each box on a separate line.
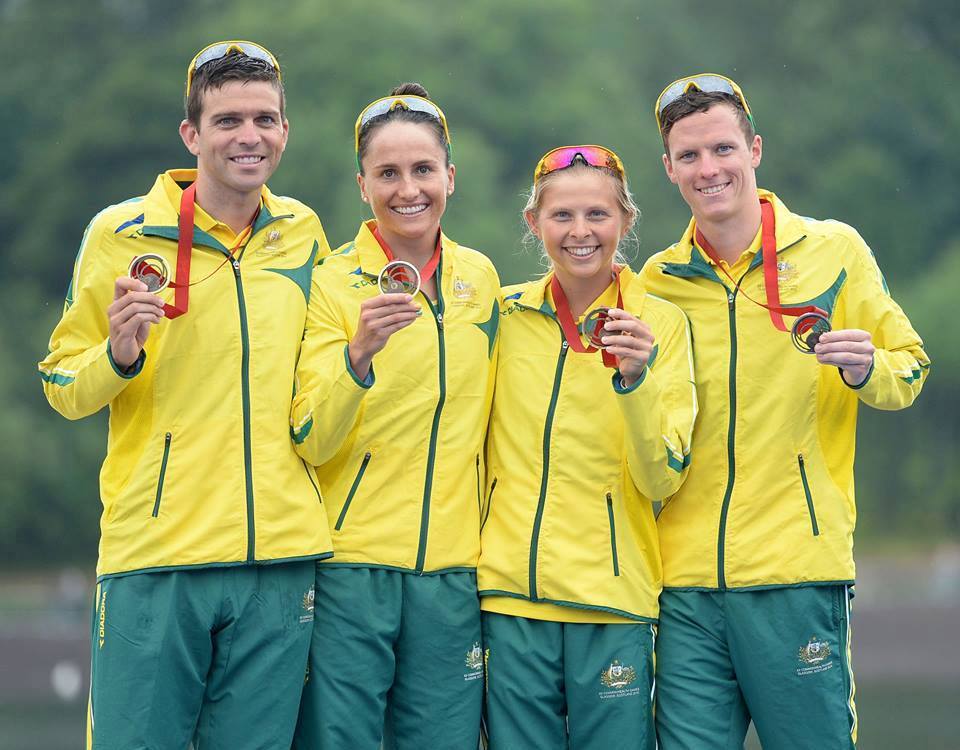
[356, 82, 450, 174]
[185, 52, 284, 127]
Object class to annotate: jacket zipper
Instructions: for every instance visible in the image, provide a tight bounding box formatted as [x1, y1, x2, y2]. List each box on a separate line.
[481, 478, 497, 532]
[151, 433, 172, 517]
[716, 290, 739, 589]
[231, 258, 256, 562]
[798, 454, 820, 536]
[606, 492, 620, 577]
[335, 452, 371, 531]
[528, 339, 569, 600]
[415, 279, 447, 573]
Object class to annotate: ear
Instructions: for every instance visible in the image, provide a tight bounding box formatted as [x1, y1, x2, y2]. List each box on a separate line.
[662, 152, 678, 185]
[446, 163, 456, 197]
[356, 172, 368, 203]
[179, 119, 200, 157]
[750, 134, 762, 169]
[524, 210, 541, 238]
[280, 118, 290, 153]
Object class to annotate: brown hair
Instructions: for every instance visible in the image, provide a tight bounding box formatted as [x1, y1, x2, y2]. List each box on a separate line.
[659, 90, 754, 151]
[356, 82, 450, 174]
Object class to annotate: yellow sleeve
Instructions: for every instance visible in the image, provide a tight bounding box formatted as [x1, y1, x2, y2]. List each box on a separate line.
[837, 232, 929, 410]
[37, 213, 143, 420]
[613, 296, 697, 502]
[290, 268, 371, 466]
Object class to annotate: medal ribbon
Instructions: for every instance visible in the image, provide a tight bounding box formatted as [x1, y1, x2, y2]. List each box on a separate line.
[163, 184, 258, 319]
[695, 199, 826, 331]
[549, 269, 623, 369]
[372, 225, 443, 284]
[160, 182, 197, 319]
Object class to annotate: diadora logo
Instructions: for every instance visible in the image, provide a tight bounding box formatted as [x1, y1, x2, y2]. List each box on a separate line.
[796, 635, 834, 676]
[299, 586, 315, 624]
[598, 659, 640, 699]
[98, 591, 107, 649]
[463, 642, 483, 682]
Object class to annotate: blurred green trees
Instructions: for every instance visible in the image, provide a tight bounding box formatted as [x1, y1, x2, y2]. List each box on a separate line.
[3, 0, 957, 564]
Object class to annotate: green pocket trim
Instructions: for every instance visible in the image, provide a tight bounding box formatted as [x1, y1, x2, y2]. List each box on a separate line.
[151, 433, 172, 518]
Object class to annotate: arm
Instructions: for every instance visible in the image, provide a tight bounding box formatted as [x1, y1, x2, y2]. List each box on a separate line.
[606, 301, 697, 501]
[816, 232, 929, 410]
[38, 217, 163, 419]
[290, 270, 419, 465]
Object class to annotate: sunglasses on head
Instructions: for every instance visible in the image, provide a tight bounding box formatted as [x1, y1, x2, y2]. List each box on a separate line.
[655, 73, 753, 131]
[186, 41, 281, 97]
[354, 95, 452, 154]
[533, 145, 626, 184]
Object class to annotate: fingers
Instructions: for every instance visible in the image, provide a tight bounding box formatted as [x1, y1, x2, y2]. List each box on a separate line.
[115, 275, 149, 300]
[813, 329, 875, 366]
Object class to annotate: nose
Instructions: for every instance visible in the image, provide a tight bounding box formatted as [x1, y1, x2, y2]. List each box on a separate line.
[570, 215, 591, 239]
[235, 118, 262, 147]
[699, 153, 719, 179]
[397, 173, 419, 200]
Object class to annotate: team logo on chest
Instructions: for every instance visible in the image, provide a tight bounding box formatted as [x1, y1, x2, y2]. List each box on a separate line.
[259, 229, 285, 255]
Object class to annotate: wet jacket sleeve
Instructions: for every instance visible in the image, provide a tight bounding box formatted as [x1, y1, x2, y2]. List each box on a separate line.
[291, 270, 372, 466]
[612, 302, 697, 502]
[38, 215, 144, 420]
[837, 232, 929, 410]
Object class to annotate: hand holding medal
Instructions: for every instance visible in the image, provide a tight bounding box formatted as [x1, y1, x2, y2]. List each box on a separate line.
[107, 274, 165, 369]
[589, 308, 656, 386]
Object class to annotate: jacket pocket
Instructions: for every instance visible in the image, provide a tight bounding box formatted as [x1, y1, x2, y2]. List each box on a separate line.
[475, 455, 482, 516]
[335, 452, 371, 531]
[606, 492, 620, 577]
[480, 478, 497, 532]
[151, 433, 172, 518]
[798, 454, 820, 536]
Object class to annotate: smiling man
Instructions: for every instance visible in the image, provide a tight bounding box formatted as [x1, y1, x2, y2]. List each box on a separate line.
[38, 42, 332, 749]
[641, 73, 930, 748]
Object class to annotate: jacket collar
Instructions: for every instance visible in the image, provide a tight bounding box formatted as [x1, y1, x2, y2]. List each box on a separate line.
[353, 219, 459, 279]
[140, 169, 292, 252]
[509, 267, 644, 317]
[662, 188, 806, 280]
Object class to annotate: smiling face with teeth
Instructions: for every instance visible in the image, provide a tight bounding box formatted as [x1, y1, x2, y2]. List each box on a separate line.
[662, 103, 762, 227]
[357, 121, 455, 258]
[526, 168, 631, 302]
[180, 80, 288, 208]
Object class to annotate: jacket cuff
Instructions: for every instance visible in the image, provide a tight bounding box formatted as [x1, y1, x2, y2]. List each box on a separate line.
[344, 345, 375, 389]
[612, 367, 648, 394]
[839, 359, 874, 390]
[107, 341, 146, 379]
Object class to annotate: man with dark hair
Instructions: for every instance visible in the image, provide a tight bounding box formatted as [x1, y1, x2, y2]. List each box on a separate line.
[38, 41, 332, 749]
[641, 73, 929, 748]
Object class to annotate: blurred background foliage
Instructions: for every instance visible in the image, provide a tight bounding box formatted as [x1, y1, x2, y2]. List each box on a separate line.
[2, 0, 958, 565]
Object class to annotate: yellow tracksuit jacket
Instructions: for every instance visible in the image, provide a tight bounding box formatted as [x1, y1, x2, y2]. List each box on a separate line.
[291, 220, 501, 573]
[477, 270, 697, 622]
[39, 169, 334, 579]
[641, 189, 930, 590]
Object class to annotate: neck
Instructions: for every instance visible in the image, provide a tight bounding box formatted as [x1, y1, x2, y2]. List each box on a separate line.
[554, 268, 613, 319]
[377, 224, 438, 267]
[193, 174, 262, 235]
[695, 200, 762, 265]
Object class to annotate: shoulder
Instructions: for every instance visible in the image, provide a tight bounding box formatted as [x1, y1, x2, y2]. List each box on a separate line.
[448, 242, 500, 285]
[266, 192, 321, 221]
[89, 195, 149, 239]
